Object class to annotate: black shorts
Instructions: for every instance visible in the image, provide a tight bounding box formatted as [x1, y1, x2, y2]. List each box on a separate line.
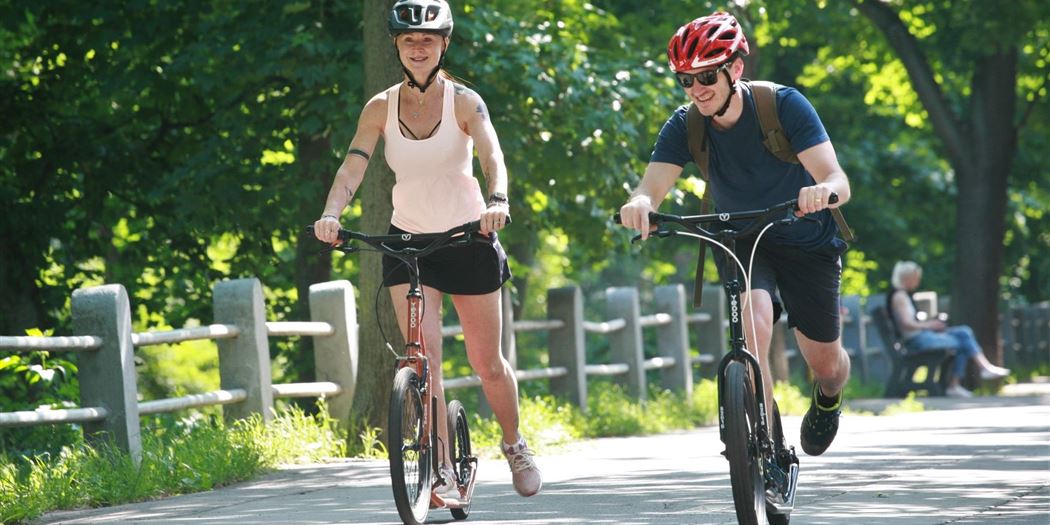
[713, 237, 847, 342]
[381, 224, 512, 295]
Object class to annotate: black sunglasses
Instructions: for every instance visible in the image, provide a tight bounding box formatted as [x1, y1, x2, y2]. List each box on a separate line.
[675, 62, 730, 88]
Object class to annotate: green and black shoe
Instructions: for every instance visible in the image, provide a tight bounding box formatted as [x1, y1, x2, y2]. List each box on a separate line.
[800, 384, 841, 456]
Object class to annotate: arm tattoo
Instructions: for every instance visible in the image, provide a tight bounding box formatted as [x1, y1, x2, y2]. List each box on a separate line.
[344, 186, 354, 202]
[475, 103, 488, 121]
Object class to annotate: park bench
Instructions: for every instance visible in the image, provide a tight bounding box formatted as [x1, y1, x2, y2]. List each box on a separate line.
[869, 303, 955, 398]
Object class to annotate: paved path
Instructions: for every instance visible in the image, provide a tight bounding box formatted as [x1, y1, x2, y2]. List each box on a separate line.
[34, 391, 1050, 525]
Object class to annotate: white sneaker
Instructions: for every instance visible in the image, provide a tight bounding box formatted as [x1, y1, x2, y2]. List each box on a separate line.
[945, 384, 973, 398]
[501, 438, 542, 497]
[980, 366, 1010, 380]
[433, 464, 458, 496]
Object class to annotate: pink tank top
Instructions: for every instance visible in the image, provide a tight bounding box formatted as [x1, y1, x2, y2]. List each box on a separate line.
[384, 80, 485, 233]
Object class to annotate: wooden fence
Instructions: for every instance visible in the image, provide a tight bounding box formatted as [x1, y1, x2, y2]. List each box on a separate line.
[0, 279, 357, 464]
[2, 278, 1047, 461]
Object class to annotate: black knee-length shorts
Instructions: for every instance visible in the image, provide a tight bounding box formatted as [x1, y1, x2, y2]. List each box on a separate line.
[714, 237, 848, 343]
[381, 224, 512, 295]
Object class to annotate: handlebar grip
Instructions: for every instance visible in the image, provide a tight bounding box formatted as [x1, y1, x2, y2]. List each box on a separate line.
[828, 192, 839, 205]
[613, 213, 622, 225]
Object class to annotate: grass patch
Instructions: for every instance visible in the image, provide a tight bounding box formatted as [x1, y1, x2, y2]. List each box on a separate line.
[465, 379, 815, 458]
[879, 392, 926, 416]
[0, 404, 344, 525]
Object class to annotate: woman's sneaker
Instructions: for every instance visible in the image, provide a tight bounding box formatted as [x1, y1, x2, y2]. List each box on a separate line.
[501, 438, 542, 497]
[433, 463, 458, 497]
[980, 366, 1010, 380]
[800, 384, 841, 456]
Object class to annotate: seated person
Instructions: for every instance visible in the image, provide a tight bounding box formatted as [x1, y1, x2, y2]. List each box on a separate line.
[888, 261, 1010, 398]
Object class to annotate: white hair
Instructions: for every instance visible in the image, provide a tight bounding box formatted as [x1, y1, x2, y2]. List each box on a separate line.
[891, 261, 922, 289]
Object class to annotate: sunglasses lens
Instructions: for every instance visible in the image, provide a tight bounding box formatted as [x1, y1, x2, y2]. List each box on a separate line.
[675, 66, 724, 89]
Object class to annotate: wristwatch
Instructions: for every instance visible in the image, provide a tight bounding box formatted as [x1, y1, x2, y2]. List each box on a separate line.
[488, 192, 508, 206]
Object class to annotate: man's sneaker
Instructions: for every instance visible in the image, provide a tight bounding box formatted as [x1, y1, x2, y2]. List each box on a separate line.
[501, 438, 542, 497]
[800, 384, 841, 456]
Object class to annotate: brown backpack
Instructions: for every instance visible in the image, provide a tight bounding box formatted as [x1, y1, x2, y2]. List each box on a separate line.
[686, 80, 854, 307]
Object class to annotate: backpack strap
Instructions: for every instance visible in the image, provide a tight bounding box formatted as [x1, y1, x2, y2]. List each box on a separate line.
[749, 80, 797, 164]
[749, 80, 856, 242]
[684, 82, 856, 308]
[686, 104, 711, 308]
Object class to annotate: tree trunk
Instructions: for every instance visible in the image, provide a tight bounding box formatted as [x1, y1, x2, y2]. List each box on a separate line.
[857, 1, 1019, 370]
[0, 241, 42, 336]
[293, 134, 335, 387]
[353, 0, 403, 434]
[950, 50, 1017, 370]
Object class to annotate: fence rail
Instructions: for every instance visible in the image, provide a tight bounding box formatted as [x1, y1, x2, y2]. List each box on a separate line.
[2, 277, 1047, 463]
[0, 279, 358, 465]
[0, 335, 103, 351]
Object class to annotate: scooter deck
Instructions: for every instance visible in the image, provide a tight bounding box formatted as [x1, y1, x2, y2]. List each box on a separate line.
[766, 462, 799, 515]
[430, 457, 479, 510]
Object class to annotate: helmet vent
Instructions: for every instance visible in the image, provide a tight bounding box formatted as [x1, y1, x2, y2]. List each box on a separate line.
[718, 30, 737, 41]
[685, 40, 699, 60]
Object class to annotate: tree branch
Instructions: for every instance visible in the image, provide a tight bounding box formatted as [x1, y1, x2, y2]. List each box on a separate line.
[854, 0, 970, 167]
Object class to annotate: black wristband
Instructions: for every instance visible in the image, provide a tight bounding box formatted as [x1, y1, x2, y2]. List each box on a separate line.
[348, 148, 370, 161]
[488, 192, 508, 205]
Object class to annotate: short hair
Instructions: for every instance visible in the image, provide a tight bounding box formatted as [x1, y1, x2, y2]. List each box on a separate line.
[891, 261, 922, 289]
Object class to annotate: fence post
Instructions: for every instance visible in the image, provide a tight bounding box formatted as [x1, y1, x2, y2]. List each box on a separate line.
[841, 294, 868, 383]
[548, 286, 587, 411]
[696, 286, 727, 370]
[72, 284, 142, 464]
[309, 280, 358, 429]
[214, 278, 273, 424]
[654, 285, 692, 395]
[769, 320, 791, 382]
[607, 286, 646, 401]
[1029, 302, 1045, 363]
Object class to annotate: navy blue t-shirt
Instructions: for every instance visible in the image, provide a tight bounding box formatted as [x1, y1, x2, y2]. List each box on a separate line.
[650, 84, 839, 249]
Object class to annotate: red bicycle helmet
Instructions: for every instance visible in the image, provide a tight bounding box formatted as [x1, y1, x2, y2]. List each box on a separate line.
[667, 12, 749, 72]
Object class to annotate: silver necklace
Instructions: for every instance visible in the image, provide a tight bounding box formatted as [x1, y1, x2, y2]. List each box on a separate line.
[409, 89, 425, 119]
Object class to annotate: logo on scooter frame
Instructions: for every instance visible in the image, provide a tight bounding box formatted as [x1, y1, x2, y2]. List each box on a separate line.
[719, 213, 730, 221]
[730, 293, 739, 323]
[401, 233, 412, 241]
[410, 302, 418, 329]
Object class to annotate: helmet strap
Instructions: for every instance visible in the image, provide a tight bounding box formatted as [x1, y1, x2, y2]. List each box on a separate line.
[714, 68, 736, 117]
[396, 40, 447, 94]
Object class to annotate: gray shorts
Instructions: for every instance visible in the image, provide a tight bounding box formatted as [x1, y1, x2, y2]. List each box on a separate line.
[714, 237, 847, 342]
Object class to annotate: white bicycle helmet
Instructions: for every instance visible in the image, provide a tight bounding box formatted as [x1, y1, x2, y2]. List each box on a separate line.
[389, 0, 453, 37]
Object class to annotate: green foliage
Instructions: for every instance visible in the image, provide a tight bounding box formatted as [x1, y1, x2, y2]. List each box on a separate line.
[771, 380, 809, 416]
[346, 416, 388, 460]
[880, 393, 925, 416]
[447, 378, 827, 461]
[2, 0, 1047, 452]
[0, 405, 344, 524]
[469, 392, 584, 457]
[0, 343, 81, 457]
